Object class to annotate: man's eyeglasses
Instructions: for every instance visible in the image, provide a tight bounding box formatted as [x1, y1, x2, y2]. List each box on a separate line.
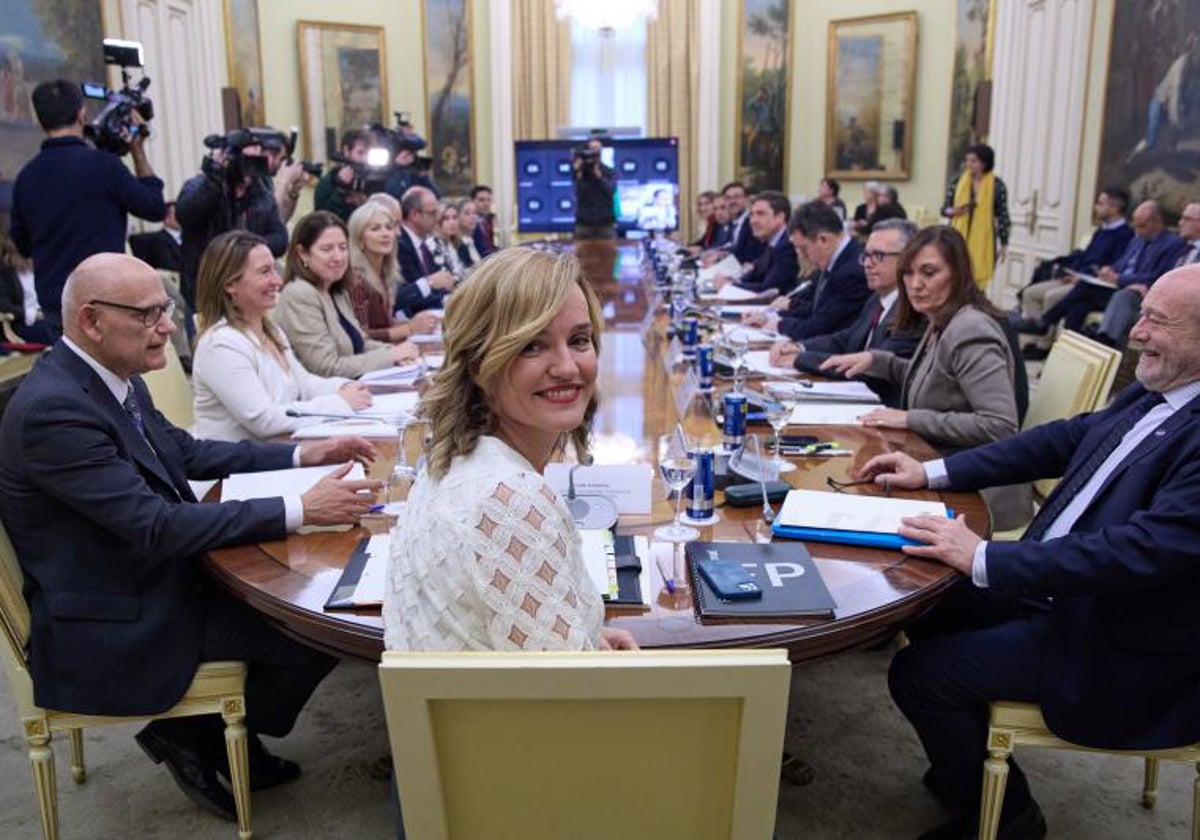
[88, 298, 176, 327]
[858, 250, 903, 266]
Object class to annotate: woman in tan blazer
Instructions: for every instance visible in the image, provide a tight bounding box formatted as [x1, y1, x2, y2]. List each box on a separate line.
[824, 226, 1031, 529]
[275, 211, 420, 379]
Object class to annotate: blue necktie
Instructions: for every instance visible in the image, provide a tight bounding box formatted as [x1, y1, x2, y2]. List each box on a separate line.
[123, 388, 146, 437]
[1022, 391, 1164, 542]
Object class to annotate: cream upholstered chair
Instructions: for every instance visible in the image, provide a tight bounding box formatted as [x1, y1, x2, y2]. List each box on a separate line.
[991, 331, 1121, 541]
[0, 522, 253, 839]
[379, 649, 791, 840]
[980, 701, 1200, 840]
[142, 341, 195, 430]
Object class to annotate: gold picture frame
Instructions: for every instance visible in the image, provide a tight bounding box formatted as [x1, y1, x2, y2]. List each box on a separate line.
[734, 0, 794, 193]
[825, 11, 918, 181]
[297, 21, 389, 161]
[222, 0, 266, 127]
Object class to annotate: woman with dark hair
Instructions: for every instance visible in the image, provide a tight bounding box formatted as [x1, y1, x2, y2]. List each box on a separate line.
[274, 210, 419, 378]
[941, 143, 1011, 290]
[191, 230, 372, 441]
[823, 226, 1030, 529]
[818, 177, 847, 221]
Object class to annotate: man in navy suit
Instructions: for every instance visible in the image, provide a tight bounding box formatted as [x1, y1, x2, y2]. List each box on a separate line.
[395, 186, 456, 317]
[768, 219, 923, 406]
[0, 254, 381, 822]
[744, 200, 870, 341]
[471, 184, 499, 257]
[700, 182, 765, 268]
[713, 191, 798, 296]
[1016, 200, 1185, 335]
[856, 265, 1200, 839]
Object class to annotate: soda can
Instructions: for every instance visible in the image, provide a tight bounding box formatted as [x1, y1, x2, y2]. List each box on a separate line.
[686, 448, 715, 520]
[722, 392, 748, 450]
[681, 316, 699, 357]
[696, 344, 714, 391]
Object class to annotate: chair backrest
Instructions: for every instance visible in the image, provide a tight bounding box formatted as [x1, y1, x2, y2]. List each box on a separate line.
[379, 649, 791, 840]
[142, 342, 194, 430]
[1023, 332, 1118, 498]
[0, 521, 36, 717]
[1056, 330, 1122, 410]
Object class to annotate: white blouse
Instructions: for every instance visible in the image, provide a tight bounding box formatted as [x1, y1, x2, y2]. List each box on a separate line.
[384, 435, 604, 651]
[192, 319, 352, 442]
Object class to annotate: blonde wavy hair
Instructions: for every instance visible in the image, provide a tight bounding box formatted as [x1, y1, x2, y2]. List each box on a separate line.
[194, 230, 285, 352]
[347, 200, 400, 298]
[421, 248, 603, 479]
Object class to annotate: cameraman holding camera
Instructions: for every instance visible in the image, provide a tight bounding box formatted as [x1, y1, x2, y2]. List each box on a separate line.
[572, 137, 616, 239]
[9, 79, 165, 339]
[314, 129, 371, 221]
[175, 131, 288, 326]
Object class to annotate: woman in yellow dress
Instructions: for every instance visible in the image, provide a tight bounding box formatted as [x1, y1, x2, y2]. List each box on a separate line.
[942, 143, 1011, 291]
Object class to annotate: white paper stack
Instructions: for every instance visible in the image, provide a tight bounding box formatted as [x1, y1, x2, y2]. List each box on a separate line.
[349, 533, 391, 606]
[766, 380, 881, 404]
[777, 489, 947, 533]
[291, 419, 400, 439]
[744, 350, 799, 378]
[410, 332, 443, 345]
[697, 253, 743, 285]
[721, 322, 780, 343]
[360, 363, 424, 385]
[713, 284, 770, 302]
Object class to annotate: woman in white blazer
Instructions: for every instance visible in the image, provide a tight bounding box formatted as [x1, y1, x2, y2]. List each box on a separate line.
[191, 230, 373, 442]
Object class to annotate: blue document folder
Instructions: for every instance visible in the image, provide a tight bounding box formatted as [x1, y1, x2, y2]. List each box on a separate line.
[771, 509, 954, 550]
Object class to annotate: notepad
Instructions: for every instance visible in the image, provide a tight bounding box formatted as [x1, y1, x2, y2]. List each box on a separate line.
[786, 402, 871, 425]
[221, 463, 366, 501]
[766, 380, 881, 404]
[360, 363, 424, 384]
[772, 489, 948, 549]
[744, 350, 799, 378]
[1065, 268, 1117, 289]
[291, 419, 399, 439]
[324, 533, 392, 610]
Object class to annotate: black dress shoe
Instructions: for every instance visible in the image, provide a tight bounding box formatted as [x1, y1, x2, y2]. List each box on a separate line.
[215, 733, 301, 791]
[136, 722, 237, 821]
[917, 799, 1047, 840]
[1021, 345, 1050, 361]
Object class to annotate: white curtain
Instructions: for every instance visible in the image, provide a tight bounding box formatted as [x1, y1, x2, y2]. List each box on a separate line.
[568, 20, 647, 130]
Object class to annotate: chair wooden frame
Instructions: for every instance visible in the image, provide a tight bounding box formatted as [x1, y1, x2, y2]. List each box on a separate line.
[980, 701, 1200, 840]
[0, 523, 253, 839]
[379, 649, 791, 840]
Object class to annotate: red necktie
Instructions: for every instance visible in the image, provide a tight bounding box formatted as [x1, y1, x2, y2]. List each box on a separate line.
[863, 301, 885, 349]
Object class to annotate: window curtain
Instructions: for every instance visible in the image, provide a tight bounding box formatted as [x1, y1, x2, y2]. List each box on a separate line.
[646, 0, 699, 242]
[568, 21, 648, 130]
[511, 0, 571, 140]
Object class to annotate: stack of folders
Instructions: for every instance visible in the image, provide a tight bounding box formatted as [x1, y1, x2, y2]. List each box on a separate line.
[771, 489, 950, 550]
[765, 380, 881, 404]
[686, 541, 836, 622]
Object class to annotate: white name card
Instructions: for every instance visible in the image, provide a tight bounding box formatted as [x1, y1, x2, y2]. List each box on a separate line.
[544, 464, 654, 516]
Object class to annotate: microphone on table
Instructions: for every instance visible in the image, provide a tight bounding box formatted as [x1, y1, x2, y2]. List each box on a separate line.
[564, 454, 618, 530]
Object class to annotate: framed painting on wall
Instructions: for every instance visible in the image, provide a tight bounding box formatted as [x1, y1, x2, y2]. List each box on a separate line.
[222, 0, 266, 128]
[297, 21, 388, 161]
[0, 1, 105, 187]
[423, 0, 474, 196]
[825, 12, 918, 181]
[736, 0, 792, 193]
[945, 0, 995, 187]
[1097, 2, 1200, 220]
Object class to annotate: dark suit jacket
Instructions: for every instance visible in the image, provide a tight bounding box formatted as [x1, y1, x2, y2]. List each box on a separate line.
[794, 293, 923, 407]
[395, 228, 447, 316]
[735, 231, 799, 295]
[128, 229, 182, 273]
[727, 213, 766, 264]
[0, 343, 294, 717]
[778, 237, 870, 341]
[943, 383, 1200, 750]
[1115, 230, 1187, 288]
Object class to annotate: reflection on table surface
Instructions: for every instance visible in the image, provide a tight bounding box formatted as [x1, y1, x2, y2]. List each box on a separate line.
[205, 241, 985, 662]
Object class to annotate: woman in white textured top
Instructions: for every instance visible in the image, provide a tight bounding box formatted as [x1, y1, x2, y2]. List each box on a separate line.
[383, 248, 638, 652]
[191, 230, 373, 442]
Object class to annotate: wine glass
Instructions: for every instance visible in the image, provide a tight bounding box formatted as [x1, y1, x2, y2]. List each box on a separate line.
[764, 400, 796, 473]
[655, 431, 701, 543]
[386, 417, 417, 505]
[726, 331, 749, 392]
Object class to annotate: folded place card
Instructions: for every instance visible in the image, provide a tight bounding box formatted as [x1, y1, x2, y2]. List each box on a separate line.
[544, 463, 654, 516]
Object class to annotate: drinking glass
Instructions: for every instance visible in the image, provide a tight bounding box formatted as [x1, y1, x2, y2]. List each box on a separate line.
[764, 400, 796, 473]
[385, 418, 417, 505]
[726, 331, 749, 392]
[654, 432, 701, 543]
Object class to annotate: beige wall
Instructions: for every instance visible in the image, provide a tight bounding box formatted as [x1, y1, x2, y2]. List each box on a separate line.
[255, 0, 493, 202]
[1073, 0, 1114, 246]
[717, 0, 959, 219]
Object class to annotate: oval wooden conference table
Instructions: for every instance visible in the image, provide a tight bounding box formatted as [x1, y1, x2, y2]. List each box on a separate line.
[205, 240, 987, 663]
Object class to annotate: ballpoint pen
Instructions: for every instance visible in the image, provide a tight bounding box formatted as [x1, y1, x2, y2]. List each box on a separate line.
[654, 554, 676, 594]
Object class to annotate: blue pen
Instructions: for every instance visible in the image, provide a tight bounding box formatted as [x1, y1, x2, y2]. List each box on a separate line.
[655, 555, 676, 594]
[367, 504, 385, 513]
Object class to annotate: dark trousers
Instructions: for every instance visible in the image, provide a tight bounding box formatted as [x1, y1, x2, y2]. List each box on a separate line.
[155, 587, 337, 753]
[889, 581, 1049, 818]
[1040, 282, 1114, 332]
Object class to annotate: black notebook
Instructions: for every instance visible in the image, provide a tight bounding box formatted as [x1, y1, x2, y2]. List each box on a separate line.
[686, 541, 836, 622]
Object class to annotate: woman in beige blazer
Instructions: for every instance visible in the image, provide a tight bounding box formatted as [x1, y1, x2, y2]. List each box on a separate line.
[275, 211, 420, 379]
[824, 225, 1031, 529]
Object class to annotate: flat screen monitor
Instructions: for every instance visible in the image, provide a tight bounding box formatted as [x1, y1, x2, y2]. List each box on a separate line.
[514, 137, 680, 235]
